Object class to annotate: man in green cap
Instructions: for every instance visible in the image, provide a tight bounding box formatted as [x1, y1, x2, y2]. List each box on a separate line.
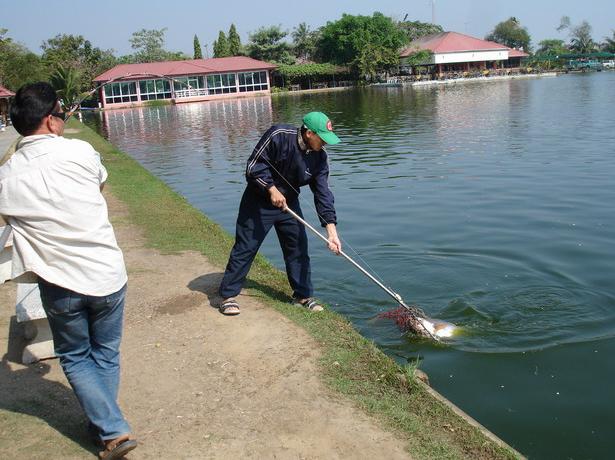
[218, 112, 341, 315]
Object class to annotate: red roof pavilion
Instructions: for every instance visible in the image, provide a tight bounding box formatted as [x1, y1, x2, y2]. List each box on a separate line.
[400, 31, 509, 57]
[94, 56, 277, 82]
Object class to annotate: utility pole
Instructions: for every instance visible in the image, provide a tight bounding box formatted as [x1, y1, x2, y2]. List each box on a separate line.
[431, 0, 436, 25]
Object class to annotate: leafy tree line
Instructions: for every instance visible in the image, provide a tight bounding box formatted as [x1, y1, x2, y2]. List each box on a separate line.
[0, 27, 189, 96]
[214, 14, 443, 80]
[486, 15, 615, 58]
[2, 13, 613, 98]
[1, 14, 443, 94]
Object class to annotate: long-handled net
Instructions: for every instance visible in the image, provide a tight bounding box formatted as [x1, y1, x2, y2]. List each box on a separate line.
[284, 208, 456, 341]
[377, 306, 456, 339]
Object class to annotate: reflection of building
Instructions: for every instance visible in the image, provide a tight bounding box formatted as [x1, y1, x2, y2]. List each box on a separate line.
[98, 96, 273, 156]
[94, 57, 277, 109]
[400, 32, 529, 74]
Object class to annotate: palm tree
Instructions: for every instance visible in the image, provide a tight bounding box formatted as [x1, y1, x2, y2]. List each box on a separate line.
[292, 23, 317, 61]
[603, 30, 615, 53]
[49, 65, 83, 110]
[569, 21, 597, 54]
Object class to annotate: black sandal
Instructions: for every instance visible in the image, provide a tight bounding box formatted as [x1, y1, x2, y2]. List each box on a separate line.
[293, 297, 324, 312]
[99, 434, 137, 459]
[219, 299, 241, 315]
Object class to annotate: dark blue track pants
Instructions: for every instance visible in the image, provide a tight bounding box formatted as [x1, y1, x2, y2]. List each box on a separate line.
[219, 189, 312, 300]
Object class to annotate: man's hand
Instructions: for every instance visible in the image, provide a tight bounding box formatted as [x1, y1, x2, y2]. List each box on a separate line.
[326, 223, 341, 254]
[268, 186, 287, 209]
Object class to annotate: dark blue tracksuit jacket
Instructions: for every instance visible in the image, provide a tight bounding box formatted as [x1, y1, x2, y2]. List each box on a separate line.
[245, 124, 336, 226]
[219, 124, 337, 299]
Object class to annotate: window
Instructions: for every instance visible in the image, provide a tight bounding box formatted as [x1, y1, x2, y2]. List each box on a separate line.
[104, 81, 138, 104]
[238, 71, 268, 92]
[205, 73, 237, 94]
[173, 76, 205, 91]
[138, 79, 172, 101]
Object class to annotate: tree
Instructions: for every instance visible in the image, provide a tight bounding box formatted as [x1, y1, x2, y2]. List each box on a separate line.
[536, 39, 568, 56]
[0, 28, 11, 46]
[569, 21, 597, 53]
[213, 31, 230, 57]
[129, 28, 170, 62]
[556, 17, 598, 54]
[291, 23, 318, 61]
[246, 26, 294, 63]
[486, 17, 532, 52]
[557, 16, 571, 33]
[275, 62, 349, 88]
[41, 34, 116, 93]
[398, 20, 443, 42]
[193, 34, 203, 59]
[316, 13, 408, 78]
[403, 49, 433, 66]
[0, 36, 48, 90]
[228, 24, 242, 56]
[49, 65, 83, 109]
[603, 30, 615, 53]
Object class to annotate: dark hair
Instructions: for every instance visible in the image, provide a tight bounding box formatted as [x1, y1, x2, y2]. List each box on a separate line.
[10, 82, 58, 136]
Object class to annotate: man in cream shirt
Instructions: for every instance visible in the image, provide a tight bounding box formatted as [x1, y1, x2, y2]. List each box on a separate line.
[0, 82, 136, 459]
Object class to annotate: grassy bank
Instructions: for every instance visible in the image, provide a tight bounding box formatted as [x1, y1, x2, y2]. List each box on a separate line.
[66, 119, 520, 460]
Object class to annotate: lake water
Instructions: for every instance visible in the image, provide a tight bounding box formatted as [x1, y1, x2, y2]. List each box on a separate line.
[86, 72, 615, 459]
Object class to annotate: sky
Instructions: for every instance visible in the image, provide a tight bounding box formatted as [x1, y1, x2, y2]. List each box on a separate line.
[2, 0, 614, 56]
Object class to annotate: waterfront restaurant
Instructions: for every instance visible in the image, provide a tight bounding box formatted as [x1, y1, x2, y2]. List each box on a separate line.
[399, 31, 529, 75]
[93, 56, 277, 109]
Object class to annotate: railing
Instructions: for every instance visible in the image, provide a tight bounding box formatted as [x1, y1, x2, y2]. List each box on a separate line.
[174, 88, 209, 98]
[391, 67, 538, 84]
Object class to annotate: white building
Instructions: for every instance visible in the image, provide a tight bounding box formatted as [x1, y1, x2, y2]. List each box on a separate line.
[400, 31, 528, 74]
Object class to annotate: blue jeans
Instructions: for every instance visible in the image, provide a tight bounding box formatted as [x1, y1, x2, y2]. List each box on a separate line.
[38, 279, 131, 440]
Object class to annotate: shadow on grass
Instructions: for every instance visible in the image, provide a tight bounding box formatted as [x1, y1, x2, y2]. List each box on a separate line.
[0, 317, 97, 455]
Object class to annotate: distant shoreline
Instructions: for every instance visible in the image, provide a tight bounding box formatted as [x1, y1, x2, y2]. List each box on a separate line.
[372, 72, 558, 89]
[411, 72, 558, 86]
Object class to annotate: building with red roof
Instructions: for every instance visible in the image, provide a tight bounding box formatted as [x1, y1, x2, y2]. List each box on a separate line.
[93, 56, 277, 108]
[399, 31, 529, 75]
[0, 85, 15, 127]
[0, 85, 15, 99]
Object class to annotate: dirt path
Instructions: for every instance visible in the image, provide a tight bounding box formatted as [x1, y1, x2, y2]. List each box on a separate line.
[1, 190, 412, 459]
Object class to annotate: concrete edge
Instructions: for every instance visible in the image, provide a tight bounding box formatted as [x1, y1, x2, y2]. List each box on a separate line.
[416, 378, 526, 459]
[272, 86, 354, 96]
[409, 72, 558, 88]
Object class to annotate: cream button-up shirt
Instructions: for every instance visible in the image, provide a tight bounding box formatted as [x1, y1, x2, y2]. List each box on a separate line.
[0, 134, 127, 296]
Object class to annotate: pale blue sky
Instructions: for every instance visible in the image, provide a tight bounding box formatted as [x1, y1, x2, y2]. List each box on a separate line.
[2, 0, 613, 55]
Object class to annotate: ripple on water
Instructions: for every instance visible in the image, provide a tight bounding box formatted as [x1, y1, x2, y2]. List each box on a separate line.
[439, 285, 615, 353]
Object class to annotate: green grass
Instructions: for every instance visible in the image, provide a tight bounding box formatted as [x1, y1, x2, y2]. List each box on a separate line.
[65, 119, 522, 460]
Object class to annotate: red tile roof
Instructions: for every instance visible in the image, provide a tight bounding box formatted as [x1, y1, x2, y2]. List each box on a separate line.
[400, 31, 509, 57]
[507, 48, 529, 58]
[94, 56, 277, 82]
[0, 85, 15, 98]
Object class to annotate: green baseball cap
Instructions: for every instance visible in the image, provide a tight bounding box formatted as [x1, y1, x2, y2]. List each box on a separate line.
[302, 112, 341, 145]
